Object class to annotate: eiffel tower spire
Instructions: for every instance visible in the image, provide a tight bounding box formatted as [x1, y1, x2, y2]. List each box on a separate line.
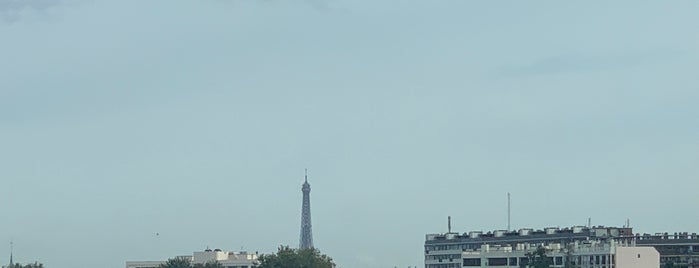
[9, 241, 13, 267]
[299, 169, 314, 249]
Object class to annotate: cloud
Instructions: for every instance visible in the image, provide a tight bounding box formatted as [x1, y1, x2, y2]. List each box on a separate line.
[0, 0, 62, 23]
[303, 0, 331, 11]
[214, 0, 333, 12]
[496, 48, 685, 77]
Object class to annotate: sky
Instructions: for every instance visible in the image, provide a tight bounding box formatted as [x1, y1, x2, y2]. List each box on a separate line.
[1, 0, 698, 267]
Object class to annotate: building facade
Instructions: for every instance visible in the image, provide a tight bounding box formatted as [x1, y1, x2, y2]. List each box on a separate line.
[126, 249, 259, 268]
[635, 232, 699, 268]
[428, 240, 658, 268]
[424, 226, 672, 268]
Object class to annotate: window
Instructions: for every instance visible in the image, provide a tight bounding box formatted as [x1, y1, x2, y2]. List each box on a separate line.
[463, 258, 481, 267]
[487, 258, 508, 266]
[519, 257, 529, 266]
[509, 257, 518, 266]
[555, 257, 563, 265]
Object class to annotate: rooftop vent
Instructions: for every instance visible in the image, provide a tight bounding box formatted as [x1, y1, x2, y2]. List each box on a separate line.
[545, 227, 559, 235]
[469, 231, 482, 238]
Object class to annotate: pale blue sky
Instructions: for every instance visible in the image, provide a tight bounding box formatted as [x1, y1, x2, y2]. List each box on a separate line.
[1, 1, 698, 267]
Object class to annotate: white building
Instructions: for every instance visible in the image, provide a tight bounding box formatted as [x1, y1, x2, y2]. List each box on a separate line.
[425, 226, 660, 268]
[426, 240, 658, 268]
[126, 249, 259, 268]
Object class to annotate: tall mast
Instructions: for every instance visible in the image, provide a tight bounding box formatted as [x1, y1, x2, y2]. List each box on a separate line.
[507, 193, 511, 231]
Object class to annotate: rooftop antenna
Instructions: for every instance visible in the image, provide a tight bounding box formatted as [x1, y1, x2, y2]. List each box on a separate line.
[588, 217, 591, 228]
[305, 168, 308, 183]
[626, 218, 630, 228]
[507, 192, 511, 231]
[448, 216, 452, 233]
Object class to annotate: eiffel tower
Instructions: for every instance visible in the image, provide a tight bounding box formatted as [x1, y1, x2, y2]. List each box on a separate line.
[299, 169, 314, 249]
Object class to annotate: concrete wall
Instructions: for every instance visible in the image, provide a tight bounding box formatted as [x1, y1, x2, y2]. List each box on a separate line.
[616, 246, 660, 268]
[193, 251, 228, 263]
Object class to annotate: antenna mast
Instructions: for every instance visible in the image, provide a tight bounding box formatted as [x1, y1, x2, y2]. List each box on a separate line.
[448, 216, 452, 233]
[507, 192, 511, 231]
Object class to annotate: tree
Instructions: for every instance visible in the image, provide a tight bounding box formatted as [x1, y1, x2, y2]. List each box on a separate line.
[521, 246, 552, 268]
[257, 246, 335, 268]
[193, 261, 223, 268]
[8, 263, 44, 268]
[159, 257, 223, 268]
[159, 257, 192, 268]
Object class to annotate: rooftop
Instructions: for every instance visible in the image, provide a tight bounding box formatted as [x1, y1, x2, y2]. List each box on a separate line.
[426, 226, 636, 245]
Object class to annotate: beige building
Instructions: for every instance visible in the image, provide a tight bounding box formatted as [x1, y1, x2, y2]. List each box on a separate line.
[615, 247, 660, 268]
[126, 249, 258, 268]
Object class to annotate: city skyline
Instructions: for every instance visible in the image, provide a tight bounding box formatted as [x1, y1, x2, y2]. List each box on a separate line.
[1, 1, 698, 268]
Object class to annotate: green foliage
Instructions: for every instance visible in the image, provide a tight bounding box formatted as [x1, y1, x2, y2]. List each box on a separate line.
[8, 262, 44, 268]
[193, 261, 223, 268]
[258, 246, 335, 268]
[158, 257, 222, 268]
[521, 246, 552, 268]
[159, 257, 192, 268]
